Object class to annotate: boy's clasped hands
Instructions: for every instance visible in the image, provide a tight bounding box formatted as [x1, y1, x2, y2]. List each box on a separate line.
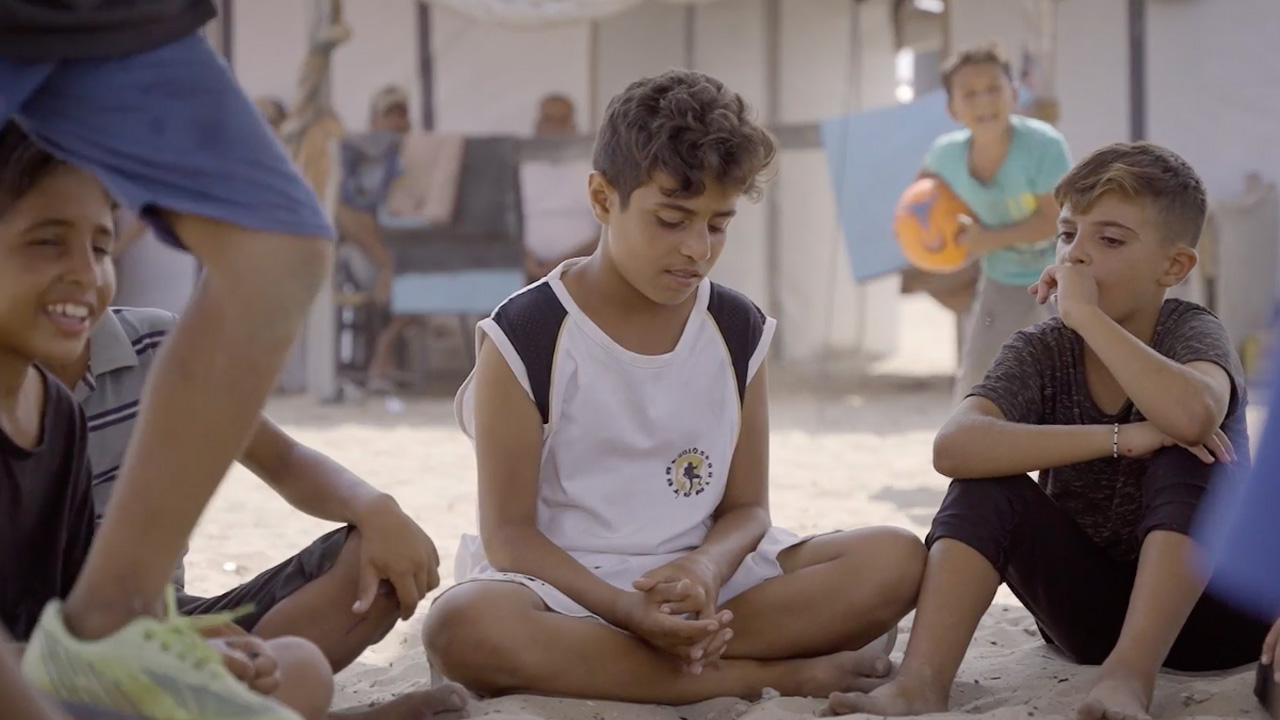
[615, 554, 734, 676]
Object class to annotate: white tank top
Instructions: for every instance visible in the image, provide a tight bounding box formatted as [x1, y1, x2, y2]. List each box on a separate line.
[455, 259, 776, 566]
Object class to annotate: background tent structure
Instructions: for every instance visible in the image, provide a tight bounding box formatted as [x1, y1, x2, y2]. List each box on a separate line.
[205, 0, 1280, 400]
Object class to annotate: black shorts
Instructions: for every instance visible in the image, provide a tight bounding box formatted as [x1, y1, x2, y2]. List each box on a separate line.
[927, 447, 1269, 672]
[177, 527, 349, 631]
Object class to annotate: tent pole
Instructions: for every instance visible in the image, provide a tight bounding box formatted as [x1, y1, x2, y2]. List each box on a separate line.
[684, 4, 696, 69]
[587, 20, 600, 130]
[764, 0, 783, 358]
[1127, 0, 1146, 141]
[417, 1, 435, 130]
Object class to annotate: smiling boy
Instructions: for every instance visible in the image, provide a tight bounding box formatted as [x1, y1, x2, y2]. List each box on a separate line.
[923, 44, 1073, 403]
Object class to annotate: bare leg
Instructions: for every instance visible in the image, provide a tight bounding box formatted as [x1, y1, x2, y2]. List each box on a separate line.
[425, 583, 885, 704]
[253, 531, 400, 671]
[367, 315, 420, 389]
[63, 218, 331, 638]
[249, 635, 469, 720]
[425, 528, 922, 704]
[722, 527, 924, 660]
[828, 538, 1000, 716]
[1077, 531, 1204, 720]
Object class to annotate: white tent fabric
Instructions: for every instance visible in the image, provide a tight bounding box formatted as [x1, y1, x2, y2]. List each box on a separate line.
[421, 0, 725, 26]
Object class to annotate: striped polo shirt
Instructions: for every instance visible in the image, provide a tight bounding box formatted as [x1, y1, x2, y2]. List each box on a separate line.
[73, 307, 185, 584]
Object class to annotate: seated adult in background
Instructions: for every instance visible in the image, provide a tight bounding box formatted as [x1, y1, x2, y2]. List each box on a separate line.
[335, 85, 411, 307]
[521, 94, 600, 282]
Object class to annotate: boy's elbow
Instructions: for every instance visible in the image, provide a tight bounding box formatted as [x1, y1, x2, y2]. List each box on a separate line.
[932, 428, 966, 478]
[1167, 404, 1221, 447]
[1160, 389, 1223, 447]
[479, 524, 533, 574]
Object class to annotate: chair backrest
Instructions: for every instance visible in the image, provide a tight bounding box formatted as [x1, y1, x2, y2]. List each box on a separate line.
[381, 136, 525, 273]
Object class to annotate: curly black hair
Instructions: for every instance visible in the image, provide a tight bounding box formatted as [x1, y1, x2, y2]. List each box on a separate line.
[593, 69, 776, 209]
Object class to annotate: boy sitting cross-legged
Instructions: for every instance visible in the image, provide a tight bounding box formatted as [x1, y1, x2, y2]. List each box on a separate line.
[830, 142, 1272, 720]
[423, 69, 927, 704]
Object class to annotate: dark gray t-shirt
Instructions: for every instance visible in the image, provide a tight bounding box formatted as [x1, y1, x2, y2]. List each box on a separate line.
[0, 1, 215, 61]
[971, 299, 1250, 562]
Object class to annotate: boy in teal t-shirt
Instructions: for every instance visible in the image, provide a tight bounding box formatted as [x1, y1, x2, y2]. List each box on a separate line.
[922, 44, 1072, 402]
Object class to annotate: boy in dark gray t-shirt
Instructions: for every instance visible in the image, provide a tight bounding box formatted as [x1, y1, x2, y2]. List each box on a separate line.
[828, 142, 1272, 720]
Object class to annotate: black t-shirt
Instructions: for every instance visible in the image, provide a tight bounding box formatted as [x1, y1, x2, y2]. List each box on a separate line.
[0, 1, 216, 61]
[0, 367, 95, 642]
[970, 299, 1249, 562]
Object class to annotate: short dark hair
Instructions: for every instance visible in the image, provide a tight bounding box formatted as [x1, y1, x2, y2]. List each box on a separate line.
[0, 122, 64, 218]
[1055, 141, 1208, 247]
[940, 43, 1014, 99]
[592, 69, 776, 209]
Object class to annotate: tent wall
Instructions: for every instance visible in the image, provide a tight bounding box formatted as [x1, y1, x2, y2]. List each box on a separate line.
[774, 0, 899, 365]
[947, 0, 1128, 158]
[234, 0, 423, 134]
[432, 6, 592, 135]
[227, 0, 906, 368]
[1147, 0, 1280, 199]
[331, 0, 422, 130]
[231, 0, 309, 108]
[949, 0, 1280, 195]
[1053, 0, 1128, 154]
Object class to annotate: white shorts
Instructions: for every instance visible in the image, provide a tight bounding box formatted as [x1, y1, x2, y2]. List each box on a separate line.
[439, 526, 809, 623]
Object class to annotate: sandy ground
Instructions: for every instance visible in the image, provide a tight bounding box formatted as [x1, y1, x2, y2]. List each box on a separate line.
[181, 296, 1272, 720]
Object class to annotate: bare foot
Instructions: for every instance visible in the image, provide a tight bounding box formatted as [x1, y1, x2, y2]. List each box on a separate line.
[333, 683, 470, 719]
[788, 647, 893, 699]
[824, 674, 949, 717]
[1077, 667, 1153, 720]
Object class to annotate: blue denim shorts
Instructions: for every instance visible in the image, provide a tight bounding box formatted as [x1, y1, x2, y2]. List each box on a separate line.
[0, 32, 333, 247]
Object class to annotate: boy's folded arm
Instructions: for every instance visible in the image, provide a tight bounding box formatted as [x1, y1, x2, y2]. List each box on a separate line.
[1072, 307, 1230, 445]
[933, 396, 1114, 479]
[239, 415, 391, 525]
[690, 362, 773, 586]
[471, 340, 631, 626]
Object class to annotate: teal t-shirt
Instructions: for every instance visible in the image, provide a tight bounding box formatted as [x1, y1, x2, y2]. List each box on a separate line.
[923, 114, 1072, 287]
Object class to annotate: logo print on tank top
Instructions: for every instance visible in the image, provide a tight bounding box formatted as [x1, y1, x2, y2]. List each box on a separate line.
[666, 448, 713, 497]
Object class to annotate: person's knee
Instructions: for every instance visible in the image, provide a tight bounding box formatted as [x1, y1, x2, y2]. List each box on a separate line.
[932, 476, 1036, 529]
[927, 476, 1038, 573]
[167, 213, 334, 304]
[423, 586, 534, 695]
[265, 636, 334, 720]
[855, 527, 926, 617]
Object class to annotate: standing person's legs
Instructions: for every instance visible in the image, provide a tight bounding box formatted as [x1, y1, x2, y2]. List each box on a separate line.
[953, 275, 1047, 404]
[8, 34, 332, 719]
